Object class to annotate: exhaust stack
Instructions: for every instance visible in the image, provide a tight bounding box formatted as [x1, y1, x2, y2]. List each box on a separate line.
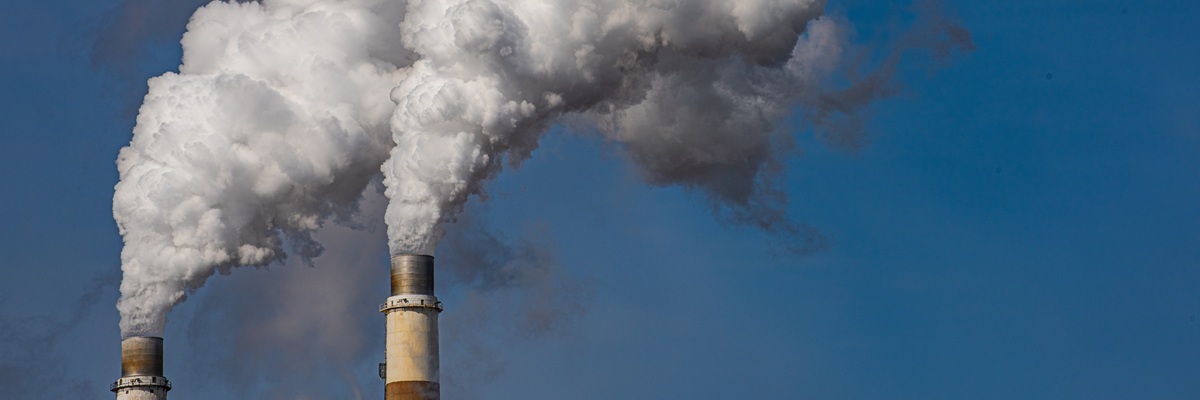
[112, 336, 170, 399]
[381, 254, 442, 400]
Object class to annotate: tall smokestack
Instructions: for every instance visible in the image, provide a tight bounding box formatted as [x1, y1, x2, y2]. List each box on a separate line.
[111, 336, 171, 400]
[381, 254, 441, 400]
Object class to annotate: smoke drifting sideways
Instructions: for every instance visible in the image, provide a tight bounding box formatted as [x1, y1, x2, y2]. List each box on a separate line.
[113, 0, 971, 337]
[382, 0, 835, 255]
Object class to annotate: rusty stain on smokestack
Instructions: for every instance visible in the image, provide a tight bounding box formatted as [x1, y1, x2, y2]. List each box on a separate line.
[381, 254, 442, 400]
[112, 336, 171, 400]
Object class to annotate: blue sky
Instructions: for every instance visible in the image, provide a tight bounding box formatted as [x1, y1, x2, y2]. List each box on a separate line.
[1, 1, 1198, 399]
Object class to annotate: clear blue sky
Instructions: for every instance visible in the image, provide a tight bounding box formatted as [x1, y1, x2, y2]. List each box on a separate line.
[1, 1, 1198, 399]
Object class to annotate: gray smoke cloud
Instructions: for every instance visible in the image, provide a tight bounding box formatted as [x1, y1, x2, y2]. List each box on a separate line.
[112, 0, 971, 342]
[803, 1, 975, 151]
[434, 208, 588, 399]
[182, 186, 389, 399]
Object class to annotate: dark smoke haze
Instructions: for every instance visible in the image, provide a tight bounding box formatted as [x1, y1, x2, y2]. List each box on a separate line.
[0, 273, 116, 400]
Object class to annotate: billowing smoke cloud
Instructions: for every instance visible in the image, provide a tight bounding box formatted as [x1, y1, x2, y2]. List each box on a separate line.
[113, 0, 970, 338]
[114, 0, 408, 336]
[381, 0, 836, 255]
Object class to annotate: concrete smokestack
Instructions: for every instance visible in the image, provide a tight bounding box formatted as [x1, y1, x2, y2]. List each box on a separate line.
[381, 254, 441, 400]
[112, 336, 171, 400]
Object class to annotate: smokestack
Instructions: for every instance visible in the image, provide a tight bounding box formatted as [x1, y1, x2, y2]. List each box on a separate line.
[111, 336, 171, 399]
[381, 254, 441, 400]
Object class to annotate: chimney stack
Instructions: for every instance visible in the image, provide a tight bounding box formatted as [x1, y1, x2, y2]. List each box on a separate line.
[381, 254, 442, 400]
[112, 336, 171, 400]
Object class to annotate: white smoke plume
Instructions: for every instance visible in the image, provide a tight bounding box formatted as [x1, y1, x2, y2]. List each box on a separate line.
[114, 0, 969, 337]
[114, 0, 408, 336]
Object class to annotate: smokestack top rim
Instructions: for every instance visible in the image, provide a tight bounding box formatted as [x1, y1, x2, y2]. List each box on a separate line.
[121, 335, 165, 378]
[390, 254, 435, 296]
[390, 253, 434, 260]
[120, 335, 164, 345]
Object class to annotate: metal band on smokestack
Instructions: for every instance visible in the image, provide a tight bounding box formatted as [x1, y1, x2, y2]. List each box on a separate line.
[112, 336, 171, 400]
[381, 254, 441, 400]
